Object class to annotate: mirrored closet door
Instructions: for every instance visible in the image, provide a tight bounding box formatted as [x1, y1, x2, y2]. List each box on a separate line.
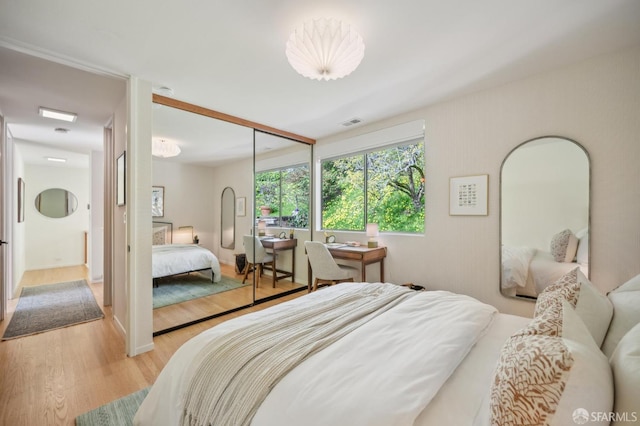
[151, 96, 313, 334]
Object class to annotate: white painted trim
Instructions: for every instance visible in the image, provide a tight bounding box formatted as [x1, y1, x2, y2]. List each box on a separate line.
[0, 37, 127, 80]
[126, 76, 154, 356]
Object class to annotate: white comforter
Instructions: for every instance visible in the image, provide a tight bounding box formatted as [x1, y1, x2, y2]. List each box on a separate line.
[501, 245, 536, 289]
[152, 244, 221, 283]
[134, 283, 497, 426]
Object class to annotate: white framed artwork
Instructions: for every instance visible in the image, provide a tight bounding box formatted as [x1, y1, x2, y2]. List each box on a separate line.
[449, 174, 488, 216]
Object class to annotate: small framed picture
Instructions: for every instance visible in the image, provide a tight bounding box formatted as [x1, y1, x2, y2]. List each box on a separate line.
[17, 177, 25, 223]
[116, 152, 126, 206]
[449, 174, 488, 216]
[236, 197, 246, 217]
[152, 186, 164, 217]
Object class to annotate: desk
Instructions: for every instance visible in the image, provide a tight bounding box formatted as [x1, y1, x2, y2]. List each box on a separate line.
[260, 238, 297, 286]
[307, 244, 387, 291]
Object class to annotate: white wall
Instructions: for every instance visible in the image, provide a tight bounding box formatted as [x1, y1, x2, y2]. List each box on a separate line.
[24, 164, 89, 270]
[315, 46, 640, 318]
[113, 95, 127, 332]
[152, 161, 216, 251]
[90, 150, 104, 282]
[11, 140, 25, 295]
[210, 157, 254, 267]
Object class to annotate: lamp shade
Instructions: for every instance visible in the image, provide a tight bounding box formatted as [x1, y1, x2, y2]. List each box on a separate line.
[366, 223, 379, 237]
[286, 18, 365, 81]
[152, 139, 181, 158]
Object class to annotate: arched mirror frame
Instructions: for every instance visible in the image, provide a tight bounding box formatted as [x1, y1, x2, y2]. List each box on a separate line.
[220, 186, 236, 249]
[152, 94, 315, 335]
[499, 135, 591, 301]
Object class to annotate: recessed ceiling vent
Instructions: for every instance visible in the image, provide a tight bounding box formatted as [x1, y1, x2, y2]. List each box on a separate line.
[54, 127, 69, 133]
[341, 117, 363, 127]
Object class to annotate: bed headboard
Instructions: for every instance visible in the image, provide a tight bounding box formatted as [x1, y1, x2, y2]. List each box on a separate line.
[153, 221, 173, 245]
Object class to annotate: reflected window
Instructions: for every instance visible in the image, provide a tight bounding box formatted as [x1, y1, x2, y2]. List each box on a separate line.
[321, 139, 425, 233]
[255, 164, 309, 229]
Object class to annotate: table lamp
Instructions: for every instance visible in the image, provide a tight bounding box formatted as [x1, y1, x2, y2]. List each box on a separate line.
[257, 220, 266, 236]
[366, 223, 379, 248]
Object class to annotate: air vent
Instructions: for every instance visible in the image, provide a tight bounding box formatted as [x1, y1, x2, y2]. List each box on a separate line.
[341, 117, 363, 127]
[54, 127, 69, 133]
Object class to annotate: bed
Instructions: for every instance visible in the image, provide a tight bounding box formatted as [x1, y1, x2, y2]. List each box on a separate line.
[134, 271, 639, 426]
[152, 222, 222, 285]
[501, 229, 589, 298]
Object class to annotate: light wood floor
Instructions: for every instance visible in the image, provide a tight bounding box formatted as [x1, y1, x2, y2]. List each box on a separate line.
[0, 265, 304, 425]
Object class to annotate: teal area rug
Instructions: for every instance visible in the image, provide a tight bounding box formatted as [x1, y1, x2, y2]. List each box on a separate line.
[76, 387, 149, 426]
[153, 273, 249, 309]
[2, 279, 104, 340]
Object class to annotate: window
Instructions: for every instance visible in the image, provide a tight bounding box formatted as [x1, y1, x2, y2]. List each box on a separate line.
[321, 139, 425, 233]
[255, 164, 309, 229]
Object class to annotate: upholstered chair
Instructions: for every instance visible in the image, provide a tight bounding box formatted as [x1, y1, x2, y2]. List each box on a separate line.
[304, 241, 360, 291]
[242, 235, 276, 287]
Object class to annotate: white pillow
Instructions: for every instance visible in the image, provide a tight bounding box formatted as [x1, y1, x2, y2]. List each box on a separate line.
[601, 273, 640, 357]
[491, 305, 613, 426]
[550, 229, 579, 263]
[574, 269, 613, 348]
[609, 323, 640, 424]
[535, 268, 613, 347]
[576, 233, 589, 265]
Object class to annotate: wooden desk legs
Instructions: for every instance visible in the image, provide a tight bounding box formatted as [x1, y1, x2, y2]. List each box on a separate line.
[360, 259, 385, 283]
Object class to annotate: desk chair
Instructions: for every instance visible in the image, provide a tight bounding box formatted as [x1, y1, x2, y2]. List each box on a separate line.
[242, 235, 276, 287]
[304, 241, 360, 291]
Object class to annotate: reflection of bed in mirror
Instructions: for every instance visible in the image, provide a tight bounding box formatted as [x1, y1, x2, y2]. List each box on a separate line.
[501, 229, 589, 298]
[500, 136, 590, 300]
[152, 222, 222, 286]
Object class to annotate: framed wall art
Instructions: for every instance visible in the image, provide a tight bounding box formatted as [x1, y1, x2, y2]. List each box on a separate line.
[116, 152, 126, 206]
[449, 174, 488, 216]
[236, 196, 246, 217]
[17, 177, 25, 223]
[152, 186, 165, 217]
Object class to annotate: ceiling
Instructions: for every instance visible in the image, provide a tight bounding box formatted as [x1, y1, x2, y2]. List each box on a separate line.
[1, 0, 639, 167]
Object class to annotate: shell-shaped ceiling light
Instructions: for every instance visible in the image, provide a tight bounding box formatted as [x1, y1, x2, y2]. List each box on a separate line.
[285, 18, 365, 81]
[152, 139, 181, 158]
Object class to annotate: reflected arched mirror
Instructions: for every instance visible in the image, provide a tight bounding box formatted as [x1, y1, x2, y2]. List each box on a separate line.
[221, 187, 235, 249]
[500, 136, 590, 300]
[34, 188, 78, 218]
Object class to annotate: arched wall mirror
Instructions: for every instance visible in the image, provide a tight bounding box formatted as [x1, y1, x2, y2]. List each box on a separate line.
[34, 188, 78, 218]
[151, 95, 313, 335]
[220, 187, 235, 249]
[500, 136, 590, 300]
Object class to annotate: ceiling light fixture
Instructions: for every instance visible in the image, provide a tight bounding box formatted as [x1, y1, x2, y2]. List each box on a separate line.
[46, 157, 67, 163]
[39, 107, 77, 122]
[285, 18, 365, 81]
[152, 139, 181, 158]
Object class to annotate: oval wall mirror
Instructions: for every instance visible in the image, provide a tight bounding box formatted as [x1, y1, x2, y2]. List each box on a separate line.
[500, 136, 590, 300]
[34, 188, 79, 218]
[221, 186, 235, 249]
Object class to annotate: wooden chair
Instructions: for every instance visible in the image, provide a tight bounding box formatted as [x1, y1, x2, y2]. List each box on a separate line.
[304, 241, 360, 291]
[242, 235, 276, 287]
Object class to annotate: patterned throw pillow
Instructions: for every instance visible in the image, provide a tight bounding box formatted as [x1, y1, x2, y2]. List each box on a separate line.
[490, 334, 574, 426]
[534, 268, 580, 316]
[550, 229, 579, 262]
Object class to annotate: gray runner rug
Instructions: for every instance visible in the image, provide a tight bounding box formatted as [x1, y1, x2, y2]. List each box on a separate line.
[2, 279, 104, 340]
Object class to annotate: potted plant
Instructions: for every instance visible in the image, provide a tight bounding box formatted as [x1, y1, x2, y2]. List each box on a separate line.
[260, 205, 272, 217]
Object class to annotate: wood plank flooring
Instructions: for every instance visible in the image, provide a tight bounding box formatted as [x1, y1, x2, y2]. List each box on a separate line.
[0, 264, 304, 425]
